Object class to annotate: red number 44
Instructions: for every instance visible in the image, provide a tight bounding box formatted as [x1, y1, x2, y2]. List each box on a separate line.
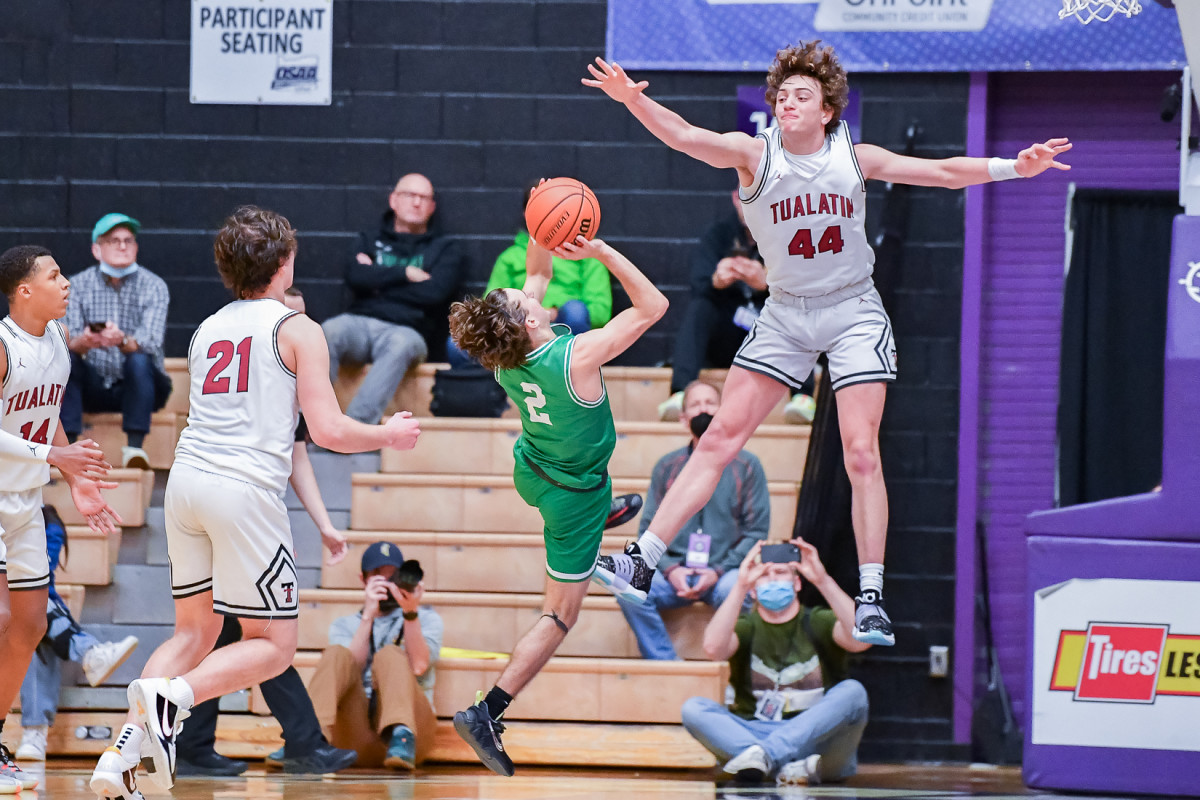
[788, 225, 845, 259]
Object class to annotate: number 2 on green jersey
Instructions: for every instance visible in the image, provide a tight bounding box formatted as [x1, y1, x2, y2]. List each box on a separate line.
[520, 382, 552, 424]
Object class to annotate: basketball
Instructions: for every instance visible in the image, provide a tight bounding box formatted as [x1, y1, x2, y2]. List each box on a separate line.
[524, 177, 601, 250]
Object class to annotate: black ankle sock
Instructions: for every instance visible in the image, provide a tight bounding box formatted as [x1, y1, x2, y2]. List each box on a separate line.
[127, 432, 146, 448]
[483, 686, 512, 721]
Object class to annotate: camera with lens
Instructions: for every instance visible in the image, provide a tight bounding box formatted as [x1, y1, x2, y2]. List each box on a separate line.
[377, 559, 424, 614]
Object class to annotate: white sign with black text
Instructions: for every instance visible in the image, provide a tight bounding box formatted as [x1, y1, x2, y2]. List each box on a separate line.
[190, 0, 332, 105]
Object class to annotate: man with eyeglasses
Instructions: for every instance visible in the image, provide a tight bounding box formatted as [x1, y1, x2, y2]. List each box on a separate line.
[322, 173, 467, 424]
[62, 213, 172, 469]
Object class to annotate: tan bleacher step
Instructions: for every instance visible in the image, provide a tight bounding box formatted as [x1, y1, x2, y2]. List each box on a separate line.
[163, 357, 189, 415]
[252, 654, 727, 725]
[78, 410, 180, 470]
[44, 468, 154, 527]
[298, 589, 714, 659]
[55, 526, 121, 586]
[57, 583, 85, 618]
[321, 531, 627, 595]
[351, 474, 798, 541]
[380, 418, 809, 482]
[21, 712, 716, 767]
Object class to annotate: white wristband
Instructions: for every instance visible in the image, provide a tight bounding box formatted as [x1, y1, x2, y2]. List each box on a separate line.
[987, 157, 1022, 181]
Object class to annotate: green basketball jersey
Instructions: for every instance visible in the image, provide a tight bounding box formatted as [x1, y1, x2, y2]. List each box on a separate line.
[496, 325, 616, 491]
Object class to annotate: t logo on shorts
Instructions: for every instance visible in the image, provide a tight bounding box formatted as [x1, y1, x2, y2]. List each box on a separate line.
[257, 545, 300, 612]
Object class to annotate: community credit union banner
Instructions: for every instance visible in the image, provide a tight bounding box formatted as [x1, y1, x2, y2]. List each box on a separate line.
[191, 0, 332, 105]
[607, 0, 1185, 72]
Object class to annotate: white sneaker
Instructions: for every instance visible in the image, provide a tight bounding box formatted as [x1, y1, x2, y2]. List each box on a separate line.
[783, 393, 816, 424]
[0, 774, 19, 795]
[122, 446, 151, 470]
[776, 753, 822, 785]
[0, 744, 37, 790]
[657, 391, 683, 422]
[127, 678, 193, 790]
[83, 636, 139, 687]
[90, 727, 145, 800]
[15, 726, 47, 761]
[722, 743, 770, 783]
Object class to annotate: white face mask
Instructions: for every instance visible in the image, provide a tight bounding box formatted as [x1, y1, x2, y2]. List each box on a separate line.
[99, 260, 139, 279]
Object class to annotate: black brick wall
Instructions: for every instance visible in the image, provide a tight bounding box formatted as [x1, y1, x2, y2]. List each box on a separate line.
[2, 0, 966, 762]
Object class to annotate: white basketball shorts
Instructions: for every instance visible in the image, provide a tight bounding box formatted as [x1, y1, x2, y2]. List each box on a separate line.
[164, 462, 298, 619]
[734, 283, 898, 391]
[0, 487, 49, 590]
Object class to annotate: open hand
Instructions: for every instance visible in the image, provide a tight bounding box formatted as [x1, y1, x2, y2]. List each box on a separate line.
[382, 411, 421, 450]
[70, 478, 123, 534]
[582, 57, 649, 104]
[792, 536, 828, 587]
[1016, 138, 1072, 178]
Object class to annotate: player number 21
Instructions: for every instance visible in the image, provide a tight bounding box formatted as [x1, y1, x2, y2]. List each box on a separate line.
[520, 382, 552, 425]
[202, 337, 253, 395]
[788, 225, 844, 259]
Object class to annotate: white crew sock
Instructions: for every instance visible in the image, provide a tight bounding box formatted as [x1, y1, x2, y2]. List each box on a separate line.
[114, 723, 145, 761]
[859, 563, 885, 597]
[636, 531, 668, 568]
[169, 676, 196, 709]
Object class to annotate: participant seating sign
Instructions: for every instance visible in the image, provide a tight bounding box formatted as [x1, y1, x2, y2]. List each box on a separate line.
[191, 0, 332, 105]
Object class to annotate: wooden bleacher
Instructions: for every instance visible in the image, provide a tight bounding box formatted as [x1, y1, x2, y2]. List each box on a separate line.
[26, 358, 807, 768]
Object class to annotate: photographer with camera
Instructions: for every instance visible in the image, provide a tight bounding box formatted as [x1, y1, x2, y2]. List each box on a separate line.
[308, 541, 442, 770]
[680, 538, 870, 787]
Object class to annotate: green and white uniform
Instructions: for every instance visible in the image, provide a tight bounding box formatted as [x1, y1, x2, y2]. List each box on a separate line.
[496, 324, 616, 581]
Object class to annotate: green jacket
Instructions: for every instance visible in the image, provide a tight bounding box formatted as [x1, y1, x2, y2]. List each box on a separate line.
[485, 230, 613, 328]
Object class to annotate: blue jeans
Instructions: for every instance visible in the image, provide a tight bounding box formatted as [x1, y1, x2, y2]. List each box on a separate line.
[681, 679, 869, 781]
[619, 569, 742, 660]
[323, 314, 427, 424]
[20, 598, 100, 727]
[61, 351, 172, 438]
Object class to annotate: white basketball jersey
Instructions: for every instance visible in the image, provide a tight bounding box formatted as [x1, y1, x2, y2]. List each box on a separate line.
[740, 121, 874, 298]
[174, 299, 300, 494]
[0, 317, 70, 492]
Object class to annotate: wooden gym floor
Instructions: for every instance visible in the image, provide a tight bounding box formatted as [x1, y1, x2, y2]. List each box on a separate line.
[15, 762, 1150, 800]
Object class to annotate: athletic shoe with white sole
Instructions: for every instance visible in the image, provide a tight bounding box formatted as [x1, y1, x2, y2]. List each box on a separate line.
[722, 744, 770, 784]
[453, 693, 514, 777]
[853, 590, 895, 646]
[0, 744, 36, 790]
[90, 726, 145, 800]
[783, 393, 817, 424]
[0, 774, 19, 795]
[83, 636, 140, 687]
[776, 753, 822, 785]
[15, 725, 47, 761]
[127, 677, 192, 790]
[657, 391, 684, 422]
[592, 541, 654, 605]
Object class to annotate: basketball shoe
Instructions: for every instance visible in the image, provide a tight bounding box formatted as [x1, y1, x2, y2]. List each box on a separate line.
[0, 774, 17, 795]
[605, 493, 642, 529]
[453, 692, 514, 777]
[83, 635, 139, 687]
[90, 724, 145, 799]
[853, 589, 895, 646]
[723, 744, 770, 783]
[127, 677, 193, 790]
[592, 541, 655, 604]
[0, 744, 36, 790]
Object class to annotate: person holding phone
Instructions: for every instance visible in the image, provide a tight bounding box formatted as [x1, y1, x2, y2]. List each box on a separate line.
[618, 379, 770, 660]
[681, 538, 871, 786]
[304, 541, 443, 771]
[62, 213, 173, 470]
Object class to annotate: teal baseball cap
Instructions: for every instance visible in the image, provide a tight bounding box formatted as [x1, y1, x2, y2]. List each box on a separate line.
[92, 213, 141, 242]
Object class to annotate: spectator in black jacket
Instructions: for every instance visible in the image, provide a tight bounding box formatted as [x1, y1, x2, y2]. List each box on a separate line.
[323, 174, 467, 423]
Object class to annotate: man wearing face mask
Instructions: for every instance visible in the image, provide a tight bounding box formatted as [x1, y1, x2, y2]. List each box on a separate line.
[62, 214, 172, 469]
[617, 380, 769, 659]
[681, 538, 870, 786]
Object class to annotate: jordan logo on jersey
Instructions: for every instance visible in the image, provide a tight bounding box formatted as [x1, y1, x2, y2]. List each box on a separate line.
[770, 193, 855, 224]
[5, 383, 63, 415]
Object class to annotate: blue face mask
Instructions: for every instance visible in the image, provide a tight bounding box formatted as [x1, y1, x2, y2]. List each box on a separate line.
[756, 580, 796, 611]
[99, 260, 139, 279]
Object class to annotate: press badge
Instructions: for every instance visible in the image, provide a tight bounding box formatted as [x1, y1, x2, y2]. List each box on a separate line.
[685, 532, 711, 568]
[732, 303, 759, 331]
[754, 690, 785, 722]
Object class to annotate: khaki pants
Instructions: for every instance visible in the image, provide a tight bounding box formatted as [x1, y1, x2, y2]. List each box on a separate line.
[307, 644, 437, 766]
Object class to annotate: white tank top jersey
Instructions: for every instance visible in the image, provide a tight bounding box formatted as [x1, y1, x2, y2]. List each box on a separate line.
[174, 299, 300, 495]
[0, 317, 70, 492]
[739, 121, 874, 298]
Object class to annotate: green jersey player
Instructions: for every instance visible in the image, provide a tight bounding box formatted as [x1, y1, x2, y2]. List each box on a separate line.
[447, 234, 667, 776]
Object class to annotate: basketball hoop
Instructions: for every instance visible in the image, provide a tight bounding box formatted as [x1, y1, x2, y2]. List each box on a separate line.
[1059, 0, 1142, 25]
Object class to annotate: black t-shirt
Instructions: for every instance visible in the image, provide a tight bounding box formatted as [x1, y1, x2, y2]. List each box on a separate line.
[295, 414, 308, 443]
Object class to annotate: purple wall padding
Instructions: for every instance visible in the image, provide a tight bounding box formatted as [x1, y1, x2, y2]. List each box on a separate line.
[980, 71, 1181, 724]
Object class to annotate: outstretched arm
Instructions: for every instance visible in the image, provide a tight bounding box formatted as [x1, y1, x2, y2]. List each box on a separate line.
[583, 58, 763, 180]
[855, 137, 1072, 190]
[522, 240, 552, 304]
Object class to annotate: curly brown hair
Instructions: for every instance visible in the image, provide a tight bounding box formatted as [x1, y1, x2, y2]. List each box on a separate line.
[212, 206, 297, 299]
[448, 289, 531, 371]
[765, 41, 849, 136]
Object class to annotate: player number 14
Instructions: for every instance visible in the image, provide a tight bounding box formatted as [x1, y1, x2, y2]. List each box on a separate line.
[520, 382, 552, 425]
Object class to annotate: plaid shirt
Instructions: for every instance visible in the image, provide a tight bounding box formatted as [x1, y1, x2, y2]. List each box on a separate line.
[64, 266, 169, 386]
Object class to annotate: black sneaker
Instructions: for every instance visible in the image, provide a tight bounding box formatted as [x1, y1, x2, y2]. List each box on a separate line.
[592, 541, 655, 604]
[276, 743, 358, 774]
[853, 590, 895, 646]
[453, 694, 514, 777]
[605, 494, 642, 529]
[175, 750, 248, 777]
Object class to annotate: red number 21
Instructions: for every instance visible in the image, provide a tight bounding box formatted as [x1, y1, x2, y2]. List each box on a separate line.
[202, 337, 253, 395]
[787, 225, 845, 259]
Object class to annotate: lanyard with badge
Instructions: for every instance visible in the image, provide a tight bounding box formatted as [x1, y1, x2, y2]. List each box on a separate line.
[727, 238, 762, 332]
